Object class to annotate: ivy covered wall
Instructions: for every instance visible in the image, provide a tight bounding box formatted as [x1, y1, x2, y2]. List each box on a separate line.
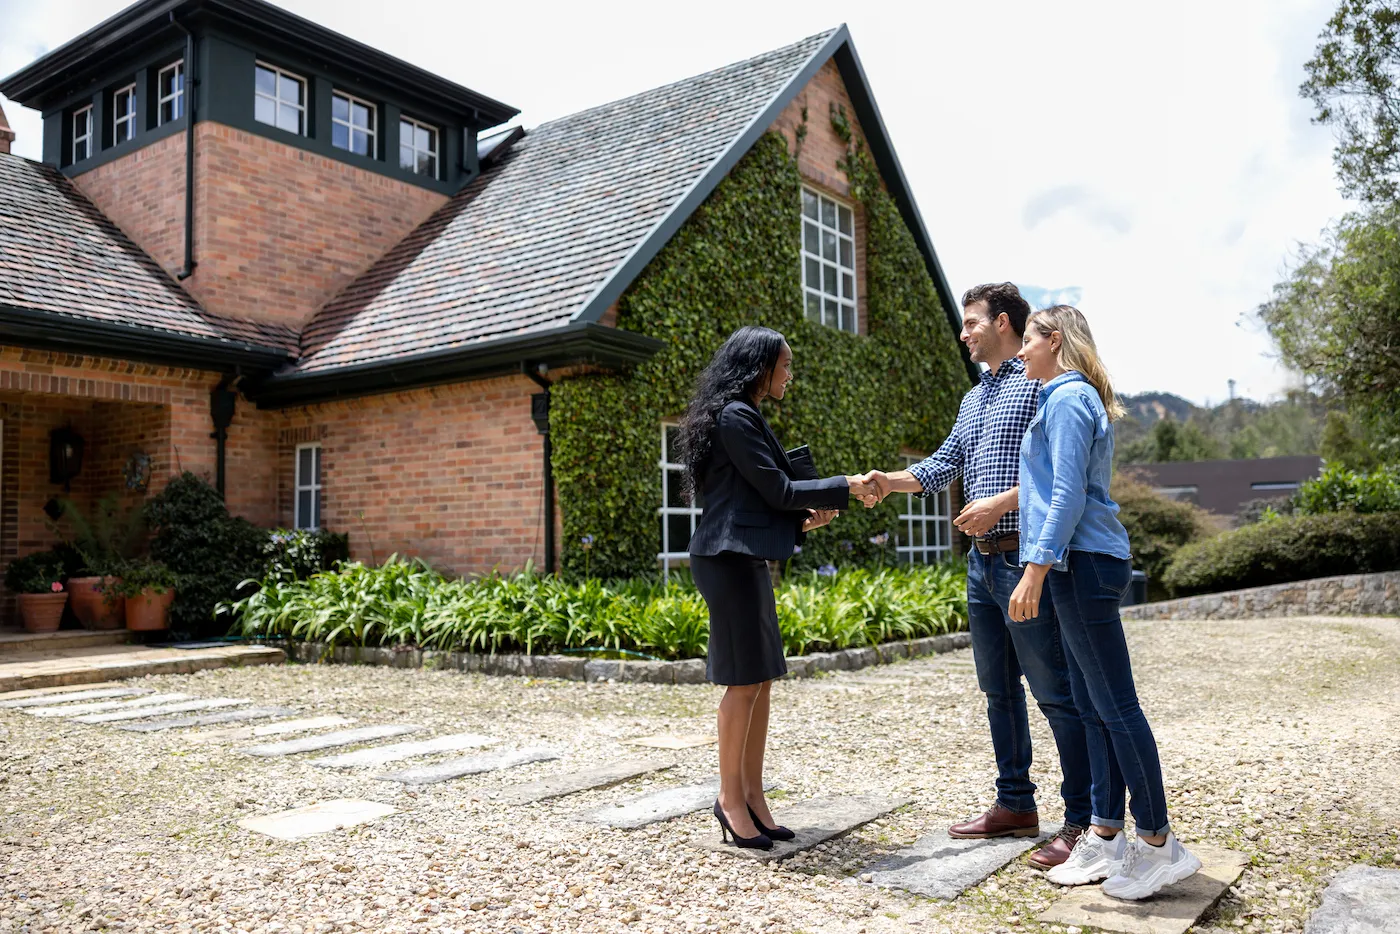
[550, 129, 969, 578]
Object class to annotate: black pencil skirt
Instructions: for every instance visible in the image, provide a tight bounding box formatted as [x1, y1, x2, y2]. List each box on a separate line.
[691, 551, 788, 686]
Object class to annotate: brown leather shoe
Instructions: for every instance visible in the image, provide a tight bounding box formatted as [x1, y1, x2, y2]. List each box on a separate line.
[1027, 822, 1085, 869]
[948, 803, 1040, 839]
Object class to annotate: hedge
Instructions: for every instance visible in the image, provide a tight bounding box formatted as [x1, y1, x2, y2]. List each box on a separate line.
[1161, 511, 1400, 597]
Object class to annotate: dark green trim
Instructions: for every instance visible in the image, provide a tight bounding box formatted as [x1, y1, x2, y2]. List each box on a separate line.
[0, 304, 294, 372]
[250, 323, 665, 409]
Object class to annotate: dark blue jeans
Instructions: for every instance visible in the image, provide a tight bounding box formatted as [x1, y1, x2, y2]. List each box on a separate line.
[966, 549, 1092, 825]
[1048, 550, 1170, 836]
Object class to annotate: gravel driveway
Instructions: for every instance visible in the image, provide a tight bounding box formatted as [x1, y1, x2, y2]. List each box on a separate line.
[2, 614, 1398, 934]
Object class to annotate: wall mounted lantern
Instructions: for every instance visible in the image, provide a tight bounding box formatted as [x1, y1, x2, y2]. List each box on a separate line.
[48, 427, 85, 491]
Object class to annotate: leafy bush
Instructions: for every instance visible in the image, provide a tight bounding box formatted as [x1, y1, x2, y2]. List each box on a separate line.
[1293, 462, 1400, 516]
[110, 559, 182, 598]
[1111, 475, 1211, 597]
[1236, 496, 1297, 526]
[264, 529, 351, 582]
[1162, 511, 1400, 597]
[4, 550, 67, 594]
[225, 558, 968, 660]
[50, 494, 146, 575]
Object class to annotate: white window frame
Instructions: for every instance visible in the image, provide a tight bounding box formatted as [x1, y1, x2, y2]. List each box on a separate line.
[71, 105, 93, 163]
[331, 90, 376, 157]
[801, 187, 858, 333]
[399, 116, 438, 179]
[294, 443, 323, 531]
[112, 84, 137, 144]
[255, 61, 307, 136]
[658, 423, 702, 574]
[895, 454, 953, 564]
[157, 60, 184, 126]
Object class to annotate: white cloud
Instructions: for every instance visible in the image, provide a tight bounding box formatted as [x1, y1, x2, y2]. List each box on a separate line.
[0, 0, 1352, 405]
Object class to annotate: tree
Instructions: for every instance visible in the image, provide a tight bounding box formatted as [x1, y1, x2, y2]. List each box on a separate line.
[1118, 418, 1224, 464]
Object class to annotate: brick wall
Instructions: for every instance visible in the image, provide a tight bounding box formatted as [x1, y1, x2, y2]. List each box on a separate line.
[72, 121, 449, 331]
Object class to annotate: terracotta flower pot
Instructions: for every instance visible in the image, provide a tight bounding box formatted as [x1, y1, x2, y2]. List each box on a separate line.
[125, 588, 175, 632]
[18, 592, 68, 633]
[68, 577, 126, 630]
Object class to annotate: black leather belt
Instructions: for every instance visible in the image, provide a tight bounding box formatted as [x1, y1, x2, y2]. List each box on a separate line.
[973, 534, 1020, 556]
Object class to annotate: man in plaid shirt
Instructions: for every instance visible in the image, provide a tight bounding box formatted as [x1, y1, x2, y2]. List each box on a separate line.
[866, 282, 1092, 869]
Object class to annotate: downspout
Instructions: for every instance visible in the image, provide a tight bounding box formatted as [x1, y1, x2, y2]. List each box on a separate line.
[170, 13, 197, 280]
[210, 376, 238, 499]
[524, 364, 556, 575]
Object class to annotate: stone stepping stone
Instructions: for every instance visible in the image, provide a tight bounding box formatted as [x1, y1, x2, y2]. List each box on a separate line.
[1038, 844, 1247, 934]
[0, 681, 125, 701]
[74, 698, 248, 724]
[244, 724, 420, 757]
[237, 798, 398, 841]
[117, 706, 300, 733]
[579, 777, 774, 829]
[311, 732, 498, 769]
[1305, 865, 1400, 934]
[26, 692, 192, 717]
[185, 715, 354, 744]
[697, 795, 911, 862]
[375, 747, 559, 786]
[494, 758, 673, 806]
[866, 826, 1059, 898]
[621, 733, 717, 749]
[0, 687, 150, 709]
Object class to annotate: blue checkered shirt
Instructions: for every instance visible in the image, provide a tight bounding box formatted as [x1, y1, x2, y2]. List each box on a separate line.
[907, 358, 1041, 540]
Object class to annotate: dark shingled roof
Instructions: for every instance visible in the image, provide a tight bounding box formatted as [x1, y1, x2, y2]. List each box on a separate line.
[293, 30, 837, 374]
[0, 152, 296, 355]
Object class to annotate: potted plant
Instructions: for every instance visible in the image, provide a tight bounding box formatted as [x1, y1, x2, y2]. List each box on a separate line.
[51, 495, 144, 630]
[113, 560, 181, 632]
[4, 551, 69, 633]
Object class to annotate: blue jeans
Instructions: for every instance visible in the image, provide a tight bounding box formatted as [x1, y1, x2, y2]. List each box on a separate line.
[966, 549, 1092, 825]
[1048, 550, 1171, 836]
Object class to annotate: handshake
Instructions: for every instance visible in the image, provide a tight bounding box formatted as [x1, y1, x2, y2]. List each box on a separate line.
[844, 471, 894, 508]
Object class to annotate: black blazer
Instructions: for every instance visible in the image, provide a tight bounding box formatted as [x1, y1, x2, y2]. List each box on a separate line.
[688, 400, 850, 561]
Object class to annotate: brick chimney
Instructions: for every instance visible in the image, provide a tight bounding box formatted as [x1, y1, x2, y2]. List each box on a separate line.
[0, 102, 14, 154]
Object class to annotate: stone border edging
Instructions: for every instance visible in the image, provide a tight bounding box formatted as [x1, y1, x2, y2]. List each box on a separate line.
[1122, 570, 1400, 621]
[278, 631, 972, 684]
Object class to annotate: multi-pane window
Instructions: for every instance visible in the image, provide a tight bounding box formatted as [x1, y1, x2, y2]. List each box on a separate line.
[255, 62, 307, 135]
[399, 117, 438, 178]
[157, 61, 184, 125]
[896, 454, 952, 564]
[294, 444, 323, 531]
[113, 84, 136, 144]
[658, 424, 702, 573]
[801, 187, 858, 333]
[332, 91, 376, 157]
[71, 106, 93, 163]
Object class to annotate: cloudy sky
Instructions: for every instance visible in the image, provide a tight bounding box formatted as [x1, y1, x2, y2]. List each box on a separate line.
[0, 0, 1352, 405]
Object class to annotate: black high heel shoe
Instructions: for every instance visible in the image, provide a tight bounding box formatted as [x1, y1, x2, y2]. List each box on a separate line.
[713, 801, 773, 850]
[748, 804, 796, 842]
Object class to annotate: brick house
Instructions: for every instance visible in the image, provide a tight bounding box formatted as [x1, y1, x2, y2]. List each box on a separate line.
[0, 0, 973, 614]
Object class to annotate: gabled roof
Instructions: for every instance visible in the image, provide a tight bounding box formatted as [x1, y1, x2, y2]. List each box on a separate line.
[264, 25, 974, 402]
[0, 152, 295, 368]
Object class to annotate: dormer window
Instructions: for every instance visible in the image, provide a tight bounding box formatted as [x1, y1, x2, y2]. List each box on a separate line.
[399, 116, 438, 178]
[113, 84, 136, 144]
[255, 62, 306, 136]
[71, 106, 93, 162]
[157, 60, 184, 125]
[332, 91, 375, 157]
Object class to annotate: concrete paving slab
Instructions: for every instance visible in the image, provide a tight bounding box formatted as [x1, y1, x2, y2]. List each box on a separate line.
[375, 747, 559, 786]
[310, 732, 498, 769]
[184, 715, 354, 744]
[1037, 845, 1247, 934]
[117, 706, 300, 733]
[237, 798, 398, 841]
[493, 758, 673, 805]
[0, 629, 128, 653]
[697, 795, 912, 862]
[243, 724, 420, 757]
[26, 692, 191, 717]
[620, 733, 717, 750]
[0, 687, 150, 709]
[0, 681, 126, 701]
[867, 826, 1059, 898]
[1304, 865, 1400, 934]
[0, 643, 283, 692]
[74, 698, 248, 724]
[580, 778, 775, 829]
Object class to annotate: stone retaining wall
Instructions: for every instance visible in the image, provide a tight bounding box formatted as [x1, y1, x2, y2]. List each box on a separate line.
[279, 631, 973, 684]
[1122, 571, 1400, 621]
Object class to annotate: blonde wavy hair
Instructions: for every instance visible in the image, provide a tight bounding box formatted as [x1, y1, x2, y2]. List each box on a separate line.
[1025, 305, 1127, 421]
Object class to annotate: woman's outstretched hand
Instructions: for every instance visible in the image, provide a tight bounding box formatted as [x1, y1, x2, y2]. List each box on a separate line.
[803, 508, 839, 532]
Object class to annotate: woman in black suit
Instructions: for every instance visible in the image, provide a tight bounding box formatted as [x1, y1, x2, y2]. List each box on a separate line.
[678, 326, 877, 849]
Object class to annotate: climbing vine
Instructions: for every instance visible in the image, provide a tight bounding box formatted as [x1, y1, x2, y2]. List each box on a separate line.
[550, 131, 968, 578]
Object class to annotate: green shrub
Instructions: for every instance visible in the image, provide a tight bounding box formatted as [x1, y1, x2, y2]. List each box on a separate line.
[1162, 511, 1400, 597]
[50, 494, 146, 575]
[224, 558, 968, 660]
[3, 550, 67, 594]
[110, 559, 182, 598]
[1294, 462, 1400, 515]
[1112, 475, 1211, 598]
[264, 529, 351, 582]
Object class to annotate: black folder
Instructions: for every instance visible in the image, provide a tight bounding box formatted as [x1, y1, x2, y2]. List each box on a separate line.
[785, 444, 819, 481]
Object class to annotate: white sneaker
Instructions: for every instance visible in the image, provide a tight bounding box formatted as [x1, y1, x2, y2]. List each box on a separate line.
[1046, 828, 1128, 886]
[1101, 832, 1203, 900]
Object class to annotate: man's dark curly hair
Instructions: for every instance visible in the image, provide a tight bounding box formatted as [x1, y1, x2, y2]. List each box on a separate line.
[962, 282, 1031, 337]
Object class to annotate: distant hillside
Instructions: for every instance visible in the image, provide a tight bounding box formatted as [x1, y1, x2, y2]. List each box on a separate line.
[1115, 391, 1324, 463]
[1119, 392, 1200, 427]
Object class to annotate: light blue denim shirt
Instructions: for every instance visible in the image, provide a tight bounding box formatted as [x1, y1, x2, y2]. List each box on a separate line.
[1019, 371, 1132, 568]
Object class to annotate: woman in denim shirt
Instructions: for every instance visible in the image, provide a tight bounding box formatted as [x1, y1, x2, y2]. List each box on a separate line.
[1007, 305, 1203, 900]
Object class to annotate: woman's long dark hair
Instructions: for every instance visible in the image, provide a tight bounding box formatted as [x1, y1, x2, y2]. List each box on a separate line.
[677, 326, 787, 503]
